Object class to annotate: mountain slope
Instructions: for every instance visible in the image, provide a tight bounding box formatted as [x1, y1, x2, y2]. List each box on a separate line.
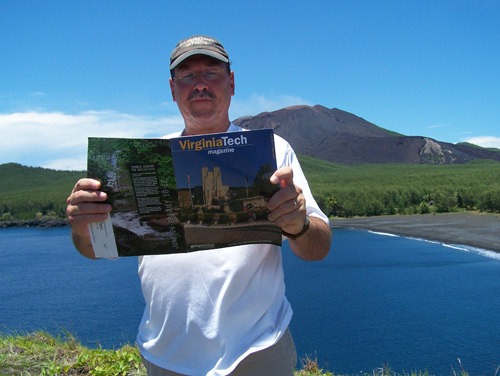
[234, 105, 500, 165]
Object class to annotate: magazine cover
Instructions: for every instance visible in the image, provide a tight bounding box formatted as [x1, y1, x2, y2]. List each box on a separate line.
[87, 129, 281, 257]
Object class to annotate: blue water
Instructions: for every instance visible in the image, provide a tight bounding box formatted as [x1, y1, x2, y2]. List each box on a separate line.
[1, 227, 499, 375]
[1, 227, 144, 347]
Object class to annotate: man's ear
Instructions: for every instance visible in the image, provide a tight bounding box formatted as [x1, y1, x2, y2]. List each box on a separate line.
[169, 78, 176, 102]
[230, 71, 235, 96]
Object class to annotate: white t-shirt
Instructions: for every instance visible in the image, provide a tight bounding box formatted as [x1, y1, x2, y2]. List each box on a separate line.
[136, 124, 328, 376]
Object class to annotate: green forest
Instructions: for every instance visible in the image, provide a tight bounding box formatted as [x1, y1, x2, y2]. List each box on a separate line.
[299, 156, 500, 217]
[0, 163, 86, 221]
[1, 157, 500, 222]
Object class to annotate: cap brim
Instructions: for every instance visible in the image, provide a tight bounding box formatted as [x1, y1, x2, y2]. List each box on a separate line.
[170, 49, 229, 70]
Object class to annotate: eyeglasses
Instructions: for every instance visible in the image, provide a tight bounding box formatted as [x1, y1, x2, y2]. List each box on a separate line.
[174, 68, 227, 85]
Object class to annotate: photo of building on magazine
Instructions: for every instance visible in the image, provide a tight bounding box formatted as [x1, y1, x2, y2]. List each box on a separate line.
[87, 129, 282, 258]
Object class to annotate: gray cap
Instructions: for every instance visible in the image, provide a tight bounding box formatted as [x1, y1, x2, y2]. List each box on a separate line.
[170, 35, 229, 70]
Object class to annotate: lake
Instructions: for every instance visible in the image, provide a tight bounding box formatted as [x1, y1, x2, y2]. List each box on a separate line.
[1, 227, 499, 375]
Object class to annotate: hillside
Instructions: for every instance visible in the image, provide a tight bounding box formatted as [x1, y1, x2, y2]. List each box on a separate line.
[296, 155, 500, 217]
[234, 105, 500, 165]
[0, 163, 86, 221]
[2, 155, 499, 223]
[456, 141, 500, 153]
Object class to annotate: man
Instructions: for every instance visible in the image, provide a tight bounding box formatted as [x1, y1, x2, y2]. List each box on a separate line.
[66, 35, 331, 376]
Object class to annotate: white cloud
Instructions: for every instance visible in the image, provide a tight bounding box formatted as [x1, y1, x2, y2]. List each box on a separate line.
[229, 94, 313, 120]
[0, 94, 313, 170]
[464, 136, 500, 149]
[43, 157, 89, 171]
[0, 110, 184, 170]
[428, 124, 449, 129]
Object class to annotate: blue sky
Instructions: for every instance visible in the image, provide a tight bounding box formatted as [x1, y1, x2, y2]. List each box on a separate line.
[1, 0, 499, 170]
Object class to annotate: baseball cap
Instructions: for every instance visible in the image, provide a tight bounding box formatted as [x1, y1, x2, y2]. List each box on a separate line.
[170, 35, 229, 70]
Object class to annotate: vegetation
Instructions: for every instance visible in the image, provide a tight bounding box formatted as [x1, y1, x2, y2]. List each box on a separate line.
[0, 330, 145, 376]
[2, 157, 500, 222]
[87, 138, 177, 197]
[2, 331, 490, 376]
[297, 156, 500, 218]
[0, 163, 85, 222]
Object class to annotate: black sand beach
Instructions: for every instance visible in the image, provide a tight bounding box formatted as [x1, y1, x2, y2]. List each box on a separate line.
[330, 212, 500, 253]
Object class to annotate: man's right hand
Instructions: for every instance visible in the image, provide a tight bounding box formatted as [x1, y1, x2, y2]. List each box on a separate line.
[66, 178, 112, 259]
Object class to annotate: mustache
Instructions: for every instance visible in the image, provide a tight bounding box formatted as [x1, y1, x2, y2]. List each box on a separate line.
[188, 91, 216, 100]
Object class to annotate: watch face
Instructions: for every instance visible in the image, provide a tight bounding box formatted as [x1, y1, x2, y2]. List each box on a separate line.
[300, 216, 310, 234]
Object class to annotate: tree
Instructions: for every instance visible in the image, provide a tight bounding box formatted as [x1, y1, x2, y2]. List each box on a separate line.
[455, 190, 464, 208]
[324, 193, 340, 217]
[479, 189, 500, 212]
[419, 202, 430, 214]
[252, 163, 277, 198]
[423, 193, 433, 204]
[385, 201, 397, 215]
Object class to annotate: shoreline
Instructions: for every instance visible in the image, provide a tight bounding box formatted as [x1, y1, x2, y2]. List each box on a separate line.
[330, 211, 500, 253]
[2, 213, 499, 254]
[0, 219, 70, 228]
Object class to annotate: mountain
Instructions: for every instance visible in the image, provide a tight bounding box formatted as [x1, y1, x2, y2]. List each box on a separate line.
[233, 105, 500, 165]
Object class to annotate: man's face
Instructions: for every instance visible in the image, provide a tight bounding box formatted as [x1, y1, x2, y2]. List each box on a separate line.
[169, 55, 235, 135]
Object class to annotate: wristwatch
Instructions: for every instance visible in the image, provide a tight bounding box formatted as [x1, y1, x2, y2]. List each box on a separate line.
[282, 216, 310, 240]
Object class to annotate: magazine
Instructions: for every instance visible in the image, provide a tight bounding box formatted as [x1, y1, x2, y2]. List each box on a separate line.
[87, 129, 282, 257]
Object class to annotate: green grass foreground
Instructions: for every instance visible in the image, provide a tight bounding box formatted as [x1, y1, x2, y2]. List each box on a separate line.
[1, 331, 490, 376]
[1, 331, 144, 376]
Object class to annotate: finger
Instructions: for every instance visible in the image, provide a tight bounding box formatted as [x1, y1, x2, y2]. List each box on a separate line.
[72, 178, 101, 193]
[268, 194, 304, 222]
[67, 202, 112, 217]
[268, 181, 303, 211]
[272, 198, 299, 218]
[67, 179, 106, 205]
[68, 212, 110, 227]
[67, 202, 112, 229]
[270, 167, 293, 188]
[270, 207, 305, 233]
[67, 189, 108, 205]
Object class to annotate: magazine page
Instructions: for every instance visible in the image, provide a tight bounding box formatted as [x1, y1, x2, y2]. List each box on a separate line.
[86, 129, 281, 257]
[87, 137, 184, 257]
[170, 129, 281, 251]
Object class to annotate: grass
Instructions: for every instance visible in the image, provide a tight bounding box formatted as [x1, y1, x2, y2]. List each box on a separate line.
[2, 331, 497, 376]
[0, 330, 145, 376]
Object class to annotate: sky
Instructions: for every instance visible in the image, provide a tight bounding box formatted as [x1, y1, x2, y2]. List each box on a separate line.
[1, 0, 499, 171]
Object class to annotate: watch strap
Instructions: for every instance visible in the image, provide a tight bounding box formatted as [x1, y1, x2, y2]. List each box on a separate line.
[282, 216, 310, 240]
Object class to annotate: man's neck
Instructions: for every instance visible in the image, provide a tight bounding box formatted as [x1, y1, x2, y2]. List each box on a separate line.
[183, 120, 231, 136]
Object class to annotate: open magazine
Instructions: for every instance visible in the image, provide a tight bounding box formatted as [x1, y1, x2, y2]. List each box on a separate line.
[87, 129, 282, 257]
